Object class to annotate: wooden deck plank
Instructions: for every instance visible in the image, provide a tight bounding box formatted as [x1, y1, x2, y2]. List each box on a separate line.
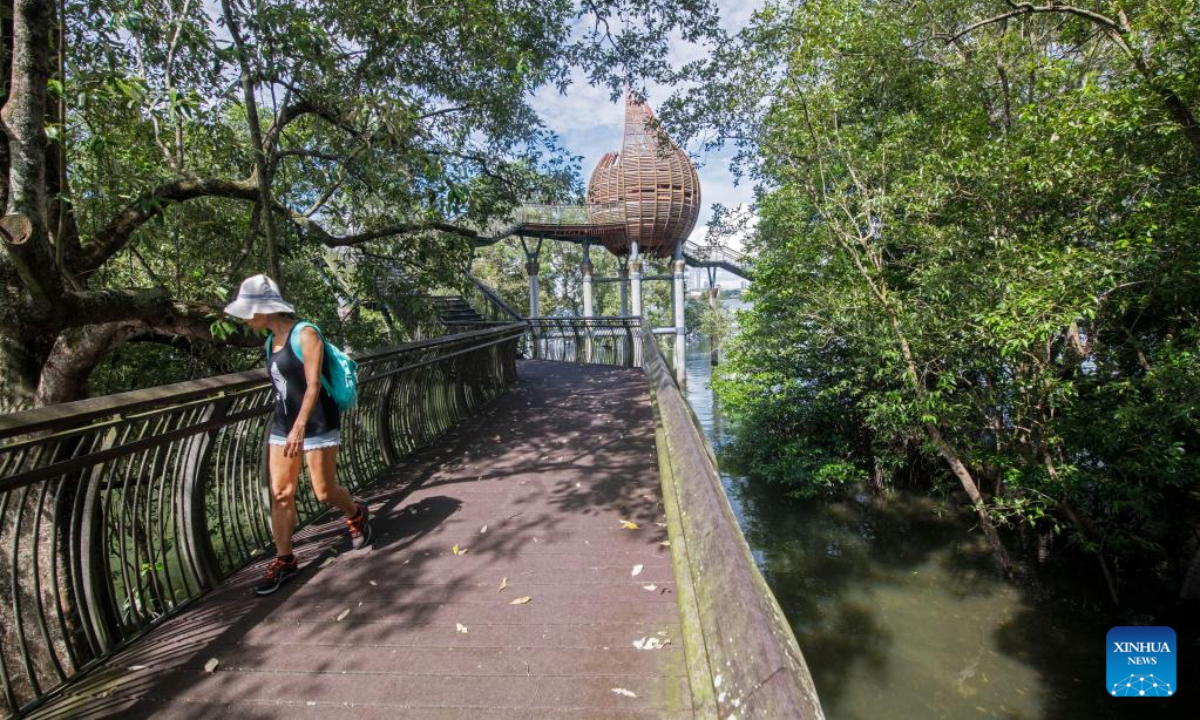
[33, 361, 692, 718]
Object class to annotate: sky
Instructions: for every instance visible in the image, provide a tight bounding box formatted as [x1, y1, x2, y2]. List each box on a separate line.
[529, 0, 765, 287]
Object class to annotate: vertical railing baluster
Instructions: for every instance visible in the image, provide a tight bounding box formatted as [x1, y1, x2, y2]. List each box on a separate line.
[0, 484, 19, 715]
[181, 399, 231, 592]
[79, 429, 120, 656]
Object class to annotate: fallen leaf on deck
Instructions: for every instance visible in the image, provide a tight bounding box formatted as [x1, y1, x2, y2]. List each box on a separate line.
[656, 523, 667, 527]
[642, 584, 658, 591]
[619, 520, 640, 530]
[319, 557, 336, 568]
[631, 564, 644, 577]
[456, 623, 469, 634]
[128, 665, 147, 671]
[612, 688, 638, 698]
[660, 541, 671, 547]
[510, 596, 532, 605]
[498, 577, 508, 592]
[633, 636, 664, 650]
[369, 580, 378, 586]
[336, 608, 351, 622]
[204, 658, 219, 673]
[479, 525, 488, 534]
[452, 544, 468, 556]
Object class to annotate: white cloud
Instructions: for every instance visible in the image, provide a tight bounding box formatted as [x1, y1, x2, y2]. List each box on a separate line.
[530, 69, 625, 134]
[529, 0, 765, 280]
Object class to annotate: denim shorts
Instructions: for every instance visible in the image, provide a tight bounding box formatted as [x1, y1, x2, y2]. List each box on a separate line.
[268, 429, 340, 451]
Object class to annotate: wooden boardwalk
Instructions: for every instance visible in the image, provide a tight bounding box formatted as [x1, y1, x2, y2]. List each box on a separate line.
[35, 361, 692, 719]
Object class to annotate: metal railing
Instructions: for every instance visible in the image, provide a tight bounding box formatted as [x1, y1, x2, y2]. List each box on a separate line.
[463, 272, 523, 322]
[481, 202, 626, 241]
[640, 322, 823, 717]
[525, 318, 644, 368]
[0, 324, 522, 717]
[683, 240, 751, 280]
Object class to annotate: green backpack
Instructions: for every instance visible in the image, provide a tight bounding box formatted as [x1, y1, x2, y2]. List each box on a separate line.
[265, 321, 359, 411]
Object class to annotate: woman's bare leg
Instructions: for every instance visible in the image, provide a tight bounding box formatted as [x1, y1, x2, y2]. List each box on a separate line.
[269, 444, 303, 556]
[306, 446, 356, 516]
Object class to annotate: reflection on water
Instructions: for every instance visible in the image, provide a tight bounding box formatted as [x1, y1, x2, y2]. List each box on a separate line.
[682, 336, 1163, 720]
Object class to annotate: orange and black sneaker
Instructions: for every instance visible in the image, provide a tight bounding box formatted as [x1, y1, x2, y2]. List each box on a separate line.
[254, 554, 299, 596]
[347, 502, 373, 549]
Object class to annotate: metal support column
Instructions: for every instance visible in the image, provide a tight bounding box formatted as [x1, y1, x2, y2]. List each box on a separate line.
[673, 246, 687, 385]
[630, 240, 643, 318]
[707, 267, 720, 366]
[581, 242, 594, 362]
[581, 241, 594, 319]
[522, 236, 542, 319]
[618, 259, 629, 316]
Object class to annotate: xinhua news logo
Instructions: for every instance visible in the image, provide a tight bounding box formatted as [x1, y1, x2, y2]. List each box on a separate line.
[1107, 626, 1176, 698]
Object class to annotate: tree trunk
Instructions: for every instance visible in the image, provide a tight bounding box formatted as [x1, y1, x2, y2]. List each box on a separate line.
[34, 323, 140, 406]
[889, 313, 1014, 575]
[0, 334, 45, 411]
[1, 0, 62, 308]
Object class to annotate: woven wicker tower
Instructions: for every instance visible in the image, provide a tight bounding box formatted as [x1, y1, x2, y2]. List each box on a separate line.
[586, 94, 701, 258]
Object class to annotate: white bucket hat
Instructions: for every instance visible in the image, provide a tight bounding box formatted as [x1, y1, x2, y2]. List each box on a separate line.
[224, 274, 295, 319]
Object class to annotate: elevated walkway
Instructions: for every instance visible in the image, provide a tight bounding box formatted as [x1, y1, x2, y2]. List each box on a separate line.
[478, 204, 752, 281]
[1, 323, 819, 720]
[34, 361, 688, 718]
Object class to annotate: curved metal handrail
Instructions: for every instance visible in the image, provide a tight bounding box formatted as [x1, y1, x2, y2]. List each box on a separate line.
[462, 271, 524, 321]
[0, 324, 523, 717]
[524, 318, 644, 367]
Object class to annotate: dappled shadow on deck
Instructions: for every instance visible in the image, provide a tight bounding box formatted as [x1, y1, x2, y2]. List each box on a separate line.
[33, 361, 691, 719]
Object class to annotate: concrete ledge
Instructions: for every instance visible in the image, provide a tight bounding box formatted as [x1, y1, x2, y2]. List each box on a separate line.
[643, 327, 824, 719]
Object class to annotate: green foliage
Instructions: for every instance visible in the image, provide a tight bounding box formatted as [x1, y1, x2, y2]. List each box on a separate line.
[5, 0, 721, 403]
[671, 0, 1200, 575]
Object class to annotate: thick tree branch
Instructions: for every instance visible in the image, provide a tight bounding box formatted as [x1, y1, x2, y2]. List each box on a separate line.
[287, 215, 482, 247]
[74, 176, 257, 275]
[262, 97, 362, 156]
[72, 171, 486, 281]
[34, 303, 259, 406]
[57, 286, 175, 329]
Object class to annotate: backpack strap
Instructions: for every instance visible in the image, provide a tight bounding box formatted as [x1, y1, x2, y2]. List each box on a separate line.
[264, 332, 274, 361]
[289, 321, 334, 395]
[289, 321, 322, 361]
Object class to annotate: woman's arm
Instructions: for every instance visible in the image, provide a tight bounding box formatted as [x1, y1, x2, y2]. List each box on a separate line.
[285, 327, 326, 458]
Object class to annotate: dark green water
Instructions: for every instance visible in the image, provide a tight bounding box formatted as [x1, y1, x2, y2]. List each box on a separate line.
[681, 337, 1191, 720]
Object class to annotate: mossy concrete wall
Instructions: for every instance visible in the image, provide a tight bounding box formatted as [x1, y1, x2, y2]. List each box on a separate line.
[644, 331, 824, 719]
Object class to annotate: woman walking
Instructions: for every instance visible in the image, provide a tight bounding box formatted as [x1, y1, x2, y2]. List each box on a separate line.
[225, 274, 373, 596]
